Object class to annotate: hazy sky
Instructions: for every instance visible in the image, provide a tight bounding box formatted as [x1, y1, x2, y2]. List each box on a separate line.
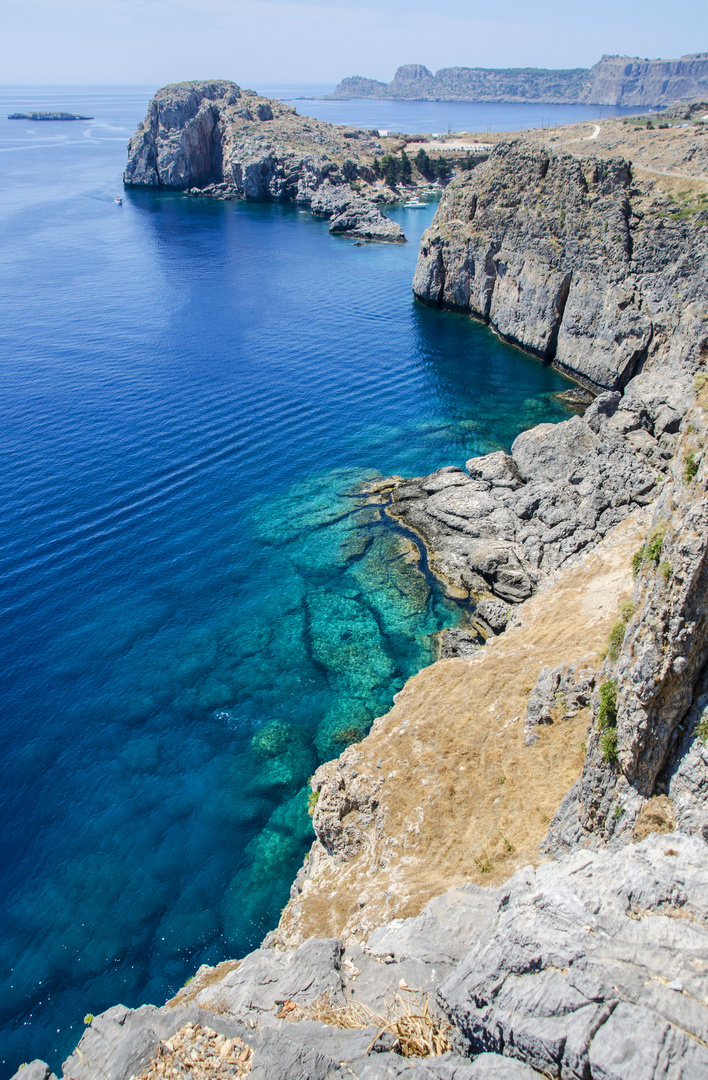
[2, 0, 707, 85]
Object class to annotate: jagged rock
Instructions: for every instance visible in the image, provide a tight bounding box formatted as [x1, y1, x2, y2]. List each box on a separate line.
[524, 660, 596, 743]
[329, 202, 405, 242]
[195, 938, 344, 1020]
[473, 597, 510, 635]
[668, 682, 708, 837]
[10, 1064, 57, 1080]
[439, 833, 708, 1079]
[438, 627, 481, 658]
[387, 410, 660, 606]
[546, 397, 708, 848]
[413, 144, 708, 390]
[44, 835, 708, 1080]
[124, 81, 405, 242]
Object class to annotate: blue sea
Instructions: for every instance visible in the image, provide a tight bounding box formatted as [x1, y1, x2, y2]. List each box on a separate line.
[0, 85, 581, 1074]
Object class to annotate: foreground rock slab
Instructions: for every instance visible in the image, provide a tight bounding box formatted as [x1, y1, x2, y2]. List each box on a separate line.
[17, 834, 707, 1080]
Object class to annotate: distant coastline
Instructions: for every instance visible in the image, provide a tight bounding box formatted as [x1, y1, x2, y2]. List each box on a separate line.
[327, 53, 708, 106]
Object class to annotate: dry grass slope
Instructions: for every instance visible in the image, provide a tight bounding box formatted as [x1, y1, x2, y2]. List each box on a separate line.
[278, 507, 651, 946]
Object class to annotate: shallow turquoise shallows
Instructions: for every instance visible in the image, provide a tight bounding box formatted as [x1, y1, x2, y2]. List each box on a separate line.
[0, 87, 575, 1074]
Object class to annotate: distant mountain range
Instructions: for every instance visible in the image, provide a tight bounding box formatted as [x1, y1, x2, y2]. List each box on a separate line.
[327, 54, 708, 107]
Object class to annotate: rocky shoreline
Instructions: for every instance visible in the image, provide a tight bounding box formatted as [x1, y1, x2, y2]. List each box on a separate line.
[16, 99, 708, 1080]
[122, 80, 429, 243]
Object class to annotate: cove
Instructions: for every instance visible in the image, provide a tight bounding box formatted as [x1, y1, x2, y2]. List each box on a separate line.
[0, 89, 575, 1074]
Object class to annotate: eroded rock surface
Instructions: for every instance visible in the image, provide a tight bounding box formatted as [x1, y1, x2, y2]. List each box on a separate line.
[547, 394, 708, 849]
[124, 80, 405, 242]
[387, 382, 675, 608]
[22, 835, 707, 1080]
[413, 144, 708, 389]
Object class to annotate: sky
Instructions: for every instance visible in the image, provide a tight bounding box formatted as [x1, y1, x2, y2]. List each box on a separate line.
[1, 0, 707, 86]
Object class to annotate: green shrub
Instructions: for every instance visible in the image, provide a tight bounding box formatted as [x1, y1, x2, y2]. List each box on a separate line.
[696, 713, 708, 744]
[684, 450, 699, 483]
[307, 790, 319, 816]
[659, 560, 672, 582]
[645, 521, 668, 564]
[606, 621, 626, 661]
[600, 729, 618, 762]
[474, 853, 492, 873]
[620, 599, 635, 621]
[632, 548, 644, 577]
[694, 371, 708, 395]
[183, 976, 193, 987]
[597, 680, 618, 730]
[84, 1014, 94, 1025]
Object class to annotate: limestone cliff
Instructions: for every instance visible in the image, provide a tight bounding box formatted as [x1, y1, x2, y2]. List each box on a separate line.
[124, 81, 405, 242]
[587, 52, 708, 107]
[329, 53, 708, 106]
[413, 144, 708, 391]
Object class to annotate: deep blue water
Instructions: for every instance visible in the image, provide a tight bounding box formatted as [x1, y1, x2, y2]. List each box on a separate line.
[255, 83, 644, 133]
[0, 86, 576, 1074]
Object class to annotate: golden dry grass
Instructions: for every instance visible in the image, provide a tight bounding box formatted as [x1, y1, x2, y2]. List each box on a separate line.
[281, 988, 451, 1058]
[278, 507, 650, 946]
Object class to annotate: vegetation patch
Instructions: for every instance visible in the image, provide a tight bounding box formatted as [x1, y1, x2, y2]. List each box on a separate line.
[282, 988, 452, 1058]
[633, 521, 669, 576]
[684, 449, 699, 482]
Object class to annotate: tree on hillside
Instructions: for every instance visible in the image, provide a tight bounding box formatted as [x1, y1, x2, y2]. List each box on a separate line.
[400, 148, 412, 183]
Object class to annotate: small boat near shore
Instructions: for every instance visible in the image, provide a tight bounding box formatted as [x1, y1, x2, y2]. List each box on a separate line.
[114, 196, 123, 204]
[403, 197, 427, 208]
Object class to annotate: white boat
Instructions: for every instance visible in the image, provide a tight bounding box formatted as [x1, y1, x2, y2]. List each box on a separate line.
[114, 196, 123, 205]
[404, 198, 426, 208]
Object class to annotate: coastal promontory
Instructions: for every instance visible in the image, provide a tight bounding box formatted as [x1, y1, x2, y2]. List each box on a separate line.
[328, 52, 708, 105]
[124, 80, 408, 242]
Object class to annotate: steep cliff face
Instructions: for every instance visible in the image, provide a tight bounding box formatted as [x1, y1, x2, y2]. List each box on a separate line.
[585, 52, 708, 106]
[413, 144, 708, 391]
[124, 81, 405, 242]
[124, 80, 233, 188]
[547, 386, 708, 849]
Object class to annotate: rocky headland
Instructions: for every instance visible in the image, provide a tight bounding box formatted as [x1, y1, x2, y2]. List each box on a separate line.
[17, 115, 708, 1080]
[328, 53, 708, 106]
[123, 80, 416, 242]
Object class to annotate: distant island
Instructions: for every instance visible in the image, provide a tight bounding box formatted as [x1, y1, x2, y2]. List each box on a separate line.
[8, 111, 93, 121]
[327, 53, 708, 106]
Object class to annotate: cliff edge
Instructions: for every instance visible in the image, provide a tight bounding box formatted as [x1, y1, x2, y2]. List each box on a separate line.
[123, 80, 406, 242]
[413, 143, 707, 392]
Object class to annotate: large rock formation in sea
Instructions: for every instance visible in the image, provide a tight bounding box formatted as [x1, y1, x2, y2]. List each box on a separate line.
[123, 80, 405, 242]
[328, 53, 708, 106]
[413, 143, 707, 391]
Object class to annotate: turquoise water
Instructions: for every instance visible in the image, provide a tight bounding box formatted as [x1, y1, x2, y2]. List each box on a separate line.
[0, 87, 575, 1074]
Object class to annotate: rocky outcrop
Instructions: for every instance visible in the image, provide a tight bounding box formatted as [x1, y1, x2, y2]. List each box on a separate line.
[546, 387, 708, 849]
[329, 64, 590, 104]
[124, 81, 405, 242]
[413, 144, 708, 391]
[586, 52, 708, 107]
[21, 833, 707, 1080]
[386, 391, 671, 607]
[328, 54, 708, 106]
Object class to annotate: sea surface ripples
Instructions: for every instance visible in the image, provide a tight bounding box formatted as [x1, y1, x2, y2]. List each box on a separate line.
[0, 86, 575, 1073]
